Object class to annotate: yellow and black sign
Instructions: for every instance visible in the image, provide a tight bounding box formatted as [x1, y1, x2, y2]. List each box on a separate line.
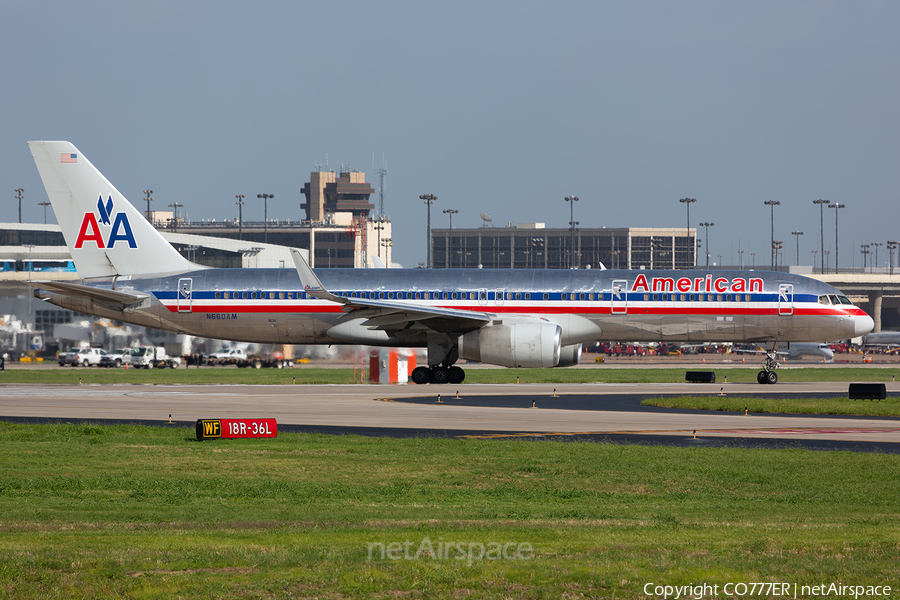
[196, 419, 222, 440]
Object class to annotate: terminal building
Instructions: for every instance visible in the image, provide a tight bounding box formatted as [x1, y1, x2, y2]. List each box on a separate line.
[431, 224, 696, 270]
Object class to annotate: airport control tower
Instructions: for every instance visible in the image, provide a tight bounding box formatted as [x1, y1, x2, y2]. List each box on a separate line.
[301, 168, 376, 267]
[301, 169, 375, 224]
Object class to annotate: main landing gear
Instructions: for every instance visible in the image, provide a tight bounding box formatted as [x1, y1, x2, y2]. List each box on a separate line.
[757, 345, 779, 384]
[411, 365, 466, 385]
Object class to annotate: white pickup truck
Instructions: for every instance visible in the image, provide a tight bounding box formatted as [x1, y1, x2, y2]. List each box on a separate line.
[207, 348, 248, 365]
[99, 348, 131, 368]
[58, 347, 107, 367]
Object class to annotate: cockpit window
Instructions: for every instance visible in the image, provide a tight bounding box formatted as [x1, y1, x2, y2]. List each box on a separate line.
[819, 295, 831, 305]
[828, 295, 840, 305]
[838, 295, 853, 305]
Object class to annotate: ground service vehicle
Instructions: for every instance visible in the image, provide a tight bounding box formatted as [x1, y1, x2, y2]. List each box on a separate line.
[127, 346, 181, 369]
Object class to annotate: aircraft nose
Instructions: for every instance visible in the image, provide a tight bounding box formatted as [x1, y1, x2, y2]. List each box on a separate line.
[854, 314, 875, 337]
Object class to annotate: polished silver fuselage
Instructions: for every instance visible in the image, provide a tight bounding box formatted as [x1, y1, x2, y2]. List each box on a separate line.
[42, 267, 873, 346]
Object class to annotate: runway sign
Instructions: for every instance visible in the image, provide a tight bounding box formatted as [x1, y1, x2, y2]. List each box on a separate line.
[196, 418, 278, 441]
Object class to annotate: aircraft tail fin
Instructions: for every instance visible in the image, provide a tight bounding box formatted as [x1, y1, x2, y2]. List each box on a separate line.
[28, 141, 198, 279]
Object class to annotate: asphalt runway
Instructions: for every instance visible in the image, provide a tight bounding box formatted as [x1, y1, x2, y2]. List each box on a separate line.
[2, 380, 900, 452]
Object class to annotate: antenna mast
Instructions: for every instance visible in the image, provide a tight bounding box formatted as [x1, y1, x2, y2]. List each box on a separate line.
[376, 154, 387, 219]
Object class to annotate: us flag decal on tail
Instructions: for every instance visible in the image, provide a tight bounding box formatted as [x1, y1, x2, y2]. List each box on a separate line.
[60, 153, 77, 163]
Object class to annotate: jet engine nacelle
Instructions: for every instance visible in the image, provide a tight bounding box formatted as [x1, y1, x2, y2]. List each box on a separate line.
[556, 343, 582, 367]
[458, 321, 561, 368]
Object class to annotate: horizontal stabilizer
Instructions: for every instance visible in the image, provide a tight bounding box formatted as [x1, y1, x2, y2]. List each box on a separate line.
[28, 280, 150, 308]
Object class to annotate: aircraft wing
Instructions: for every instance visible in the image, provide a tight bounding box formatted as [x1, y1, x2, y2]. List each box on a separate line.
[291, 249, 491, 334]
[28, 281, 151, 309]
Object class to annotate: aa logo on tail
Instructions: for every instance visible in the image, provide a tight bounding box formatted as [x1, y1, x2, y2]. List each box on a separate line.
[74, 195, 137, 249]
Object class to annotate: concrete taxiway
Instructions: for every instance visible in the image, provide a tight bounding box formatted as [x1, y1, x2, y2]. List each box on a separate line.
[1, 381, 899, 449]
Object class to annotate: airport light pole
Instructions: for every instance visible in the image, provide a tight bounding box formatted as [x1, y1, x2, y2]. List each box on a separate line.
[860, 244, 870, 272]
[872, 241, 882, 271]
[381, 237, 392, 267]
[772, 241, 783, 270]
[420, 194, 437, 268]
[38, 201, 51, 224]
[168, 203, 183, 232]
[764, 200, 780, 269]
[15, 188, 24, 224]
[565, 196, 579, 269]
[888, 241, 899, 276]
[791, 231, 803, 266]
[373, 220, 385, 259]
[679, 198, 697, 266]
[700, 222, 714, 269]
[443, 208, 458, 268]
[751, 252, 756, 268]
[829, 202, 845, 272]
[257, 193, 274, 244]
[235, 194, 245, 240]
[144, 190, 154, 222]
[813, 199, 829, 273]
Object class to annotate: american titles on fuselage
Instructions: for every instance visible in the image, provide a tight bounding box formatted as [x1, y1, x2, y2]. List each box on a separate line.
[630, 273, 763, 294]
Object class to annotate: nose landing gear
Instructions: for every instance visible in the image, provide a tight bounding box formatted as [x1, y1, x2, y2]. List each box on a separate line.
[757, 345, 779, 384]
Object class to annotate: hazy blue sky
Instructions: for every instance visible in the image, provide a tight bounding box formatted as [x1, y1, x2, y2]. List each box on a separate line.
[2, 1, 898, 270]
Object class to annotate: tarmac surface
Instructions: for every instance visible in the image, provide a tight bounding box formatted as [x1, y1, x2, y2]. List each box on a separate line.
[2, 377, 900, 452]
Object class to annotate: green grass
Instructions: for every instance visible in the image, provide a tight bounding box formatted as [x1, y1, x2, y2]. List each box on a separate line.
[0, 423, 899, 598]
[2, 365, 899, 385]
[643, 395, 900, 416]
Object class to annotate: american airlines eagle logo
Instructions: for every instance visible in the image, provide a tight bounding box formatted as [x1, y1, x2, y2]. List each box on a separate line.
[74, 195, 137, 249]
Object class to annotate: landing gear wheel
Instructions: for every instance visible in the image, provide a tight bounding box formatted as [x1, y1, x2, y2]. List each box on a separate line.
[448, 366, 465, 384]
[765, 370, 778, 385]
[411, 366, 431, 385]
[757, 370, 767, 384]
[430, 366, 449, 384]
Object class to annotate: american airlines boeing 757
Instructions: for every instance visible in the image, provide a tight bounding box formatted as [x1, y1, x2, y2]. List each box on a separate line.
[27, 141, 874, 384]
